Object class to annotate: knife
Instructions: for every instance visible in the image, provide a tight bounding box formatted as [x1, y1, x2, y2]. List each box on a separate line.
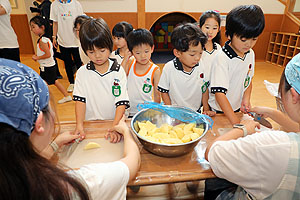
[248, 112, 273, 129]
[59, 138, 81, 159]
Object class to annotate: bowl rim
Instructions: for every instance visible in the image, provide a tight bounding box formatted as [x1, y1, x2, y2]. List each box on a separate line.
[130, 107, 209, 147]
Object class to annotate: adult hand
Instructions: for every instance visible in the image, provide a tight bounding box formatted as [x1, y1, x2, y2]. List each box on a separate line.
[249, 106, 274, 118]
[74, 126, 86, 141]
[54, 131, 82, 148]
[240, 119, 260, 135]
[105, 130, 123, 143]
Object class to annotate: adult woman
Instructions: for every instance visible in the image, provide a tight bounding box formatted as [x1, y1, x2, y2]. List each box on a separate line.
[0, 58, 140, 199]
[205, 53, 300, 199]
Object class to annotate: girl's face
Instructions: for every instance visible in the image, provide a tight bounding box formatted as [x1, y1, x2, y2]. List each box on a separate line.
[229, 35, 258, 57]
[86, 46, 111, 67]
[30, 22, 44, 37]
[113, 37, 127, 49]
[201, 17, 220, 41]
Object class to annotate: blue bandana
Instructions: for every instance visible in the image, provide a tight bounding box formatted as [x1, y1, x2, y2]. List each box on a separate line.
[285, 53, 300, 94]
[0, 59, 49, 135]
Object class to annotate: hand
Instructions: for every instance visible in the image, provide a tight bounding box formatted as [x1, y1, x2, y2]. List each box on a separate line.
[54, 131, 83, 148]
[105, 130, 123, 143]
[53, 38, 58, 49]
[32, 55, 38, 61]
[124, 49, 132, 60]
[241, 100, 251, 113]
[74, 126, 86, 141]
[249, 106, 274, 118]
[203, 110, 216, 117]
[110, 115, 129, 135]
[240, 119, 260, 135]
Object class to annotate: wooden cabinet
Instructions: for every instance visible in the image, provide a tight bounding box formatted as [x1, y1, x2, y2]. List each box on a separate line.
[266, 32, 300, 67]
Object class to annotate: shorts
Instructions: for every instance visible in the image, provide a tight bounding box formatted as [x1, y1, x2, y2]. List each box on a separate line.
[40, 65, 57, 85]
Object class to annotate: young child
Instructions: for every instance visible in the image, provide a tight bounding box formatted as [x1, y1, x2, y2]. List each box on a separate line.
[73, 18, 129, 143]
[74, 15, 91, 65]
[50, 0, 84, 92]
[111, 21, 133, 67]
[158, 23, 214, 116]
[30, 16, 72, 104]
[208, 5, 265, 125]
[126, 28, 161, 116]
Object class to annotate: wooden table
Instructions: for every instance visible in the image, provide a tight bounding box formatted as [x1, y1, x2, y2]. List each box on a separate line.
[58, 113, 238, 187]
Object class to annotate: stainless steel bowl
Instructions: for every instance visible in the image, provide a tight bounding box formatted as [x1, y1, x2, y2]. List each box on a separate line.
[131, 107, 208, 157]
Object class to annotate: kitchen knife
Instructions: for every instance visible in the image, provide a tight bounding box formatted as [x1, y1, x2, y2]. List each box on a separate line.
[248, 112, 273, 129]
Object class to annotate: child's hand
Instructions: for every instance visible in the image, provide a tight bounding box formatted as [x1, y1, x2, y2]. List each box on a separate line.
[105, 130, 123, 143]
[74, 127, 86, 141]
[241, 101, 251, 113]
[32, 55, 38, 61]
[249, 106, 274, 118]
[111, 115, 128, 135]
[203, 110, 216, 117]
[53, 38, 58, 49]
[54, 131, 83, 148]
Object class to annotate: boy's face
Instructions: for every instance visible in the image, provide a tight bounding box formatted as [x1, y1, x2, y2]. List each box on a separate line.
[113, 37, 127, 49]
[131, 44, 154, 65]
[229, 35, 258, 56]
[86, 46, 111, 67]
[174, 43, 203, 69]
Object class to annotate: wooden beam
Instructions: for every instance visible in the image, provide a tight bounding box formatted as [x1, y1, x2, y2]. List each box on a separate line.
[137, 0, 145, 28]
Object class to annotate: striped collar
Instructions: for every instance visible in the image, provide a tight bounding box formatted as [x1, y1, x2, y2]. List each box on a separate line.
[173, 57, 198, 75]
[222, 40, 250, 60]
[86, 58, 120, 72]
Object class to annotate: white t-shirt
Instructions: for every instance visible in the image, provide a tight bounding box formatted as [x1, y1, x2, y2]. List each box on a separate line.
[73, 59, 130, 120]
[201, 42, 221, 85]
[208, 131, 291, 199]
[127, 59, 159, 116]
[0, 0, 18, 48]
[50, 0, 83, 47]
[68, 161, 129, 200]
[37, 37, 55, 67]
[110, 49, 123, 65]
[158, 58, 206, 112]
[208, 41, 255, 112]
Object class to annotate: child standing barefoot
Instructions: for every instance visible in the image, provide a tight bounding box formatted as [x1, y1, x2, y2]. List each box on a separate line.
[30, 16, 71, 104]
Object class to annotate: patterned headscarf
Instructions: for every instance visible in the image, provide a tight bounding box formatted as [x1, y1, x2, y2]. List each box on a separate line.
[285, 53, 300, 94]
[0, 59, 49, 135]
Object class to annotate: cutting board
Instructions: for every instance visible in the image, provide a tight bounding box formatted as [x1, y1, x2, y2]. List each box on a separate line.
[58, 138, 124, 169]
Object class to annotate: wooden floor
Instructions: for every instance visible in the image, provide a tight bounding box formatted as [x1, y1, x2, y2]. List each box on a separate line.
[20, 55, 284, 199]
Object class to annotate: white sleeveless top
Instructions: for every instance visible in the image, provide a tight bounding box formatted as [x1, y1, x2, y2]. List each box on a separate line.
[37, 37, 55, 67]
[127, 59, 159, 116]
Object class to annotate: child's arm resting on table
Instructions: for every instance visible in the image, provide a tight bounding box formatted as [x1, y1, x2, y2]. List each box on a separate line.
[215, 92, 240, 125]
[75, 101, 86, 136]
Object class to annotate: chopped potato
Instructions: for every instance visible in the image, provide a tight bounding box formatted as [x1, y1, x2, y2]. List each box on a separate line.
[136, 121, 205, 144]
[84, 142, 101, 150]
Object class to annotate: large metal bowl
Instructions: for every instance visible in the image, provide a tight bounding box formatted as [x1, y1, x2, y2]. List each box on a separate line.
[130, 107, 209, 157]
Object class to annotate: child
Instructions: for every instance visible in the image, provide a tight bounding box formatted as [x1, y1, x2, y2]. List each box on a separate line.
[111, 21, 133, 67]
[73, 18, 129, 143]
[50, 0, 84, 92]
[208, 5, 265, 125]
[126, 28, 161, 116]
[199, 10, 222, 116]
[30, 16, 72, 104]
[74, 15, 91, 65]
[158, 23, 214, 116]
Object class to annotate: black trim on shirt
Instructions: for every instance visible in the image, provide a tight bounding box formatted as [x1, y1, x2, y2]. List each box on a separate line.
[157, 86, 169, 93]
[115, 48, 123, 59]
[73, 95, 86, 103]
[116, 100, 130, 109]
[173, 58, 197, 75]
[204, 42, 218, 54]
[86, 58, 121, 77]
[211, 87, 227, 94]
[222, 41, 250, 60]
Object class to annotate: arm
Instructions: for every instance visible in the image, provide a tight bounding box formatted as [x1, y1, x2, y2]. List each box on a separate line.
[75, 101, 86, 136]
[161, 92, 171, 105]
[52, 21, 58, 48]
[215, 92, 239, 125]
[120, 51, 132, 75]
[105, 105, 126, 143]
[202, 90, 216, 117]
[251, 106, 300, 132]
[152, 68, 161, 103]
[32, 40, 51, 61]
[113, 116, 141, 181]
[205, 119, 259, 160]
[240, 82, 252, 113]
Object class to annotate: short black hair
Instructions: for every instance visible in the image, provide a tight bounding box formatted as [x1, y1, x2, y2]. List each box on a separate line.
[171, 23, 207, 52]
[112, 21, 133, 38]
[199, 10, 221, 44]
[74, 15, 90, 30]
[30, 15, 51, 40]
[79, 18, 113, 53]
[126, 28, 154, 52]
[226, 5, 265, 39]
